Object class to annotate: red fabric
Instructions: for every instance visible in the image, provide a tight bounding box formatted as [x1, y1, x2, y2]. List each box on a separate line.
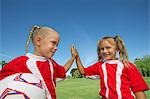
[0, 56, 31, 80]
[36, 60, 66, 99]
[51, 59, 66, 81]
[128, 63, 149, 92]
[106, 63, 117, 98]
[84, 60, 149, 99]
[0, 55, 66, 99]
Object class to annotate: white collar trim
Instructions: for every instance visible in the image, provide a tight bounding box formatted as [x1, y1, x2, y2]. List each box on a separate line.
[104, 60, 121, 64]
[26, 53, 48, 61]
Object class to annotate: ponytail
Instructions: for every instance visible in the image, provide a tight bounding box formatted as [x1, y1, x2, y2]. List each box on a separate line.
[25, 25, 40, 53]
[114, 35, 130, 67]
[97, 40, 102, 61]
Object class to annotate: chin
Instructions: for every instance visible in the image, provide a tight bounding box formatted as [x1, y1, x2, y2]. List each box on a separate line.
[104, 58, 112, 61]
[49, 55, 53, 58]
[50, 54, 54, 58]
[46, 55, 52, 59]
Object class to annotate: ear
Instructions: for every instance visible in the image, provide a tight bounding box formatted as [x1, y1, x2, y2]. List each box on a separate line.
[34, 36, 41, 46]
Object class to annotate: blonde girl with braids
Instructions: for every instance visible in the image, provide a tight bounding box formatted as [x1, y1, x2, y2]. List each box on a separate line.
[0, 25, 77, 99]
[73, 35, 149, 99]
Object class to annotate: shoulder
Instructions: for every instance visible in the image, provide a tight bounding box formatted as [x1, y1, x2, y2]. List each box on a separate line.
[2, 56, 28, 69]
[93, 61, 104, 67]
[126, 61, 137, 69]
[123, 61, 140, 73]
[93, 61, 103, 65]
[8, 56, 28, 65]
[50, 59, 62, 67]
[87, 61, 103, 68]
[50, 59, 57, 64]
[0, 56, 30, 80]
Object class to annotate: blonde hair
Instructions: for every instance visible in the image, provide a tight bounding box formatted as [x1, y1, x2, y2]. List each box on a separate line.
[25, 25, 57, 53]
[97, 35, 130, 67]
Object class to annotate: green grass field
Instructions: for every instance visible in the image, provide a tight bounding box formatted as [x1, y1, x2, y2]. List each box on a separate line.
[56, 77, 150, 99]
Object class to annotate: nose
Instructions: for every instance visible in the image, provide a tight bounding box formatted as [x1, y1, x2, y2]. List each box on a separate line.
[54, 45, 57, 52]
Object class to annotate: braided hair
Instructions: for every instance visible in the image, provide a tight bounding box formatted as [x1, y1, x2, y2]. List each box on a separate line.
[25, 25, 40, 54]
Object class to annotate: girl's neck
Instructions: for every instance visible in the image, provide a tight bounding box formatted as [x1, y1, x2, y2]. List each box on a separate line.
[26, 53, 48, 61]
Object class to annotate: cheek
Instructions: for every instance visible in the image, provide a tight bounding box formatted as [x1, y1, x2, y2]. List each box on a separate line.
[43, 42, 52, 48]
[48, 44, 54, 49]
[111, 49, 117, 56]
[100, 50, 105, 54]
[40, 46, 46, 52]
[41, 44, 49, 50]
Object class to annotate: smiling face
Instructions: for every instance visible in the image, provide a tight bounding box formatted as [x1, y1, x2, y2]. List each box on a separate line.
[33, 28, 60, 59]
[99, 38, 118, 61]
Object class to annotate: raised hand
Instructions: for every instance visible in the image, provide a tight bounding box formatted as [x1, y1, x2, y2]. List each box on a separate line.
[64, 45, 78, 72]
[71, 45, 85, 75]
[70, 45, 78, 58]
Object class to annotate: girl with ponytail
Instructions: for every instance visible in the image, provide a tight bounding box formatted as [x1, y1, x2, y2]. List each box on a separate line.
[74, 35, 149, 99]
[0, 25, 77, 99]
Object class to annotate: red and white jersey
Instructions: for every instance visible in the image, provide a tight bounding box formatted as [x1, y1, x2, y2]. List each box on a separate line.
[84, 60, 149, 99]
[0, 53, 66, 99]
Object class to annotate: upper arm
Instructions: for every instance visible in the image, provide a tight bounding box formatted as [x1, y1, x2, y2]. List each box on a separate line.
[0, 56, 29, 80]
[0, 63, 15, 80]
[52, 60, 66, 78]
[135, 91, 147, 99]
[128, 63, 149, 92]
[84, 62, 101, 76]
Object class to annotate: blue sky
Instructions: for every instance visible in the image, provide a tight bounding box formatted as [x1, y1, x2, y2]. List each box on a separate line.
[0, 0, 149, 73]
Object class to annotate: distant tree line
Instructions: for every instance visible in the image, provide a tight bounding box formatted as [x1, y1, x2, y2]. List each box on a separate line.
[70, 68, 83, 78]
[70, 55, 150, 78]
[134, 55, 150, 77]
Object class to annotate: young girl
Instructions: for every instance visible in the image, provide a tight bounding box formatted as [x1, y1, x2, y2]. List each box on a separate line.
[74, 35, 149, 99]
[0, 25, 76, 99]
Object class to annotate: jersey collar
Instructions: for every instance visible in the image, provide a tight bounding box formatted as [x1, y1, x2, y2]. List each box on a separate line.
[26, 53, 48, 61]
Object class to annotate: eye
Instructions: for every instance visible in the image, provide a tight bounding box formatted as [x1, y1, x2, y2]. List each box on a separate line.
[105, 46, 111, 49]
[50, 41, 58, 46]
[100, 48, 104, 51]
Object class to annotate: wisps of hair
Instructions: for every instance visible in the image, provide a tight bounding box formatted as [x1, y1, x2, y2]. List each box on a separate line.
[97, 41, 102, 61]
[114, 35, 128, 60]
[114, 35, 130, 67]
[25, 25, 40, 54]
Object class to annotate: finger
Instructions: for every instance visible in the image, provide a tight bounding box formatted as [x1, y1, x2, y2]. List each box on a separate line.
[72, 44, 75, 48]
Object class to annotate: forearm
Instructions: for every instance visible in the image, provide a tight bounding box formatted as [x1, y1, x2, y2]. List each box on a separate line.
[76, 56, 85, 75]
[64, 56, 75, 72]
[135, 91, 147, 99]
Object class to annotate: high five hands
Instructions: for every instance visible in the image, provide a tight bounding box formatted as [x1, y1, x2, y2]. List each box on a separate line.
[71, 45, 78, 59]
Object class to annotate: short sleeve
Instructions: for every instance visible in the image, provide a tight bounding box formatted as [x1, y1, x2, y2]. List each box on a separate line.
[84, 62, 101, 76]
[51, 60, 66, 78]
[0, 56, 30, 80]
[128, 63, 149, 92]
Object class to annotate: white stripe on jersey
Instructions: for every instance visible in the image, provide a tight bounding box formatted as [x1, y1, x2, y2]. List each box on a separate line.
[102, 60, 124, 98]
[101, 62, 109, 98]
[48, 60, 55, 88]
[116, 61, 124, 99]
[26, 53, 52, 99]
